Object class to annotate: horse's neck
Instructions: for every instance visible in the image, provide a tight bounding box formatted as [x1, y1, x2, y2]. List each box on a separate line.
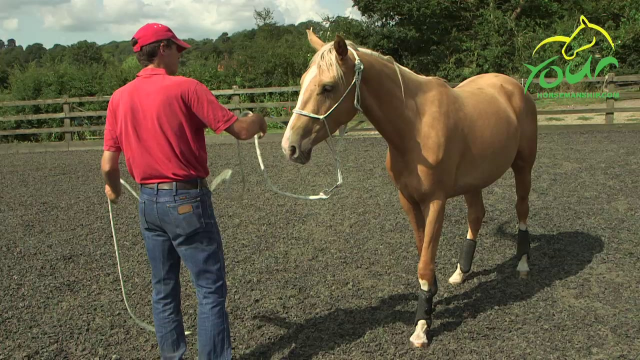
[358, 55, 432, 153]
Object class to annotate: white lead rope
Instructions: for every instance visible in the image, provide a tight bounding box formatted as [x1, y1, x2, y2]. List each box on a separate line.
[253, 128, 344, 200]
[108, 187, 161, 334]
[108, 131, 343, 333]
[245, 47, 363, 201]
[107, 129, 340, 333]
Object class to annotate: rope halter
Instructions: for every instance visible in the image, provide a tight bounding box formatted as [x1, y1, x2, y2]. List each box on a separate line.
[292, 47, 364, 121]
[254, 46, 365, 200]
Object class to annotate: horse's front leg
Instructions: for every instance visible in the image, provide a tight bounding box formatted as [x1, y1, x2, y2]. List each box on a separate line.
[411, 195, 446, 348]
[398, 190, 426, 254]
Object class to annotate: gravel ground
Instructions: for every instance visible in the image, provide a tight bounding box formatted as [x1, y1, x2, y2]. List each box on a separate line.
[1, 130, 639, 359]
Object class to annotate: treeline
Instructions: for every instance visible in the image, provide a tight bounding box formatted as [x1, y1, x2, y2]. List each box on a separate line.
[1, 0, 639, 142]
[0, 12, 365, 101]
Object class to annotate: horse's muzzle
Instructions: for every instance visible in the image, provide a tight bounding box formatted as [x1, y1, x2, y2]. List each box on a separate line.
[287, 144, 311, 164]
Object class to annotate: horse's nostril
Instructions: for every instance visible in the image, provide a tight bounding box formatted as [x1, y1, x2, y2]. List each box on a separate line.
[288, 145, 298, 158]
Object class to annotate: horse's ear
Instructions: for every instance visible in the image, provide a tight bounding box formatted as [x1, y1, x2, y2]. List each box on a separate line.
[334, 34, 348, 59]
[306, 28, 325, 51]
[580, 15, 589, 26]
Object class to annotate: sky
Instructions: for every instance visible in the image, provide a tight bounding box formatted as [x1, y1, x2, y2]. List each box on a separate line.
[0, 0, 362, 48]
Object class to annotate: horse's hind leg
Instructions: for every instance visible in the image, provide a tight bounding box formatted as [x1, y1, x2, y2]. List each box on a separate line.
[448, 190, 485, 285]
[512, 155, 534, 279]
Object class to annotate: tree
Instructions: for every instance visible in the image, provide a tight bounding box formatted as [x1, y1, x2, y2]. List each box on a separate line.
[67, 40, 106, 66]
[22, 43, 47, 64]
[254, 7, 276, 27]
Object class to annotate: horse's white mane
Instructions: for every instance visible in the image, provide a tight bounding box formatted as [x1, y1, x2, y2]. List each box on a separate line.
[309, 40, 412, 100]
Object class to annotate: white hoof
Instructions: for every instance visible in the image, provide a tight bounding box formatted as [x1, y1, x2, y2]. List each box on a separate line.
[448, 263, 467, 285]
[410, 320, 429, 348]
[517, 254, 530, 279]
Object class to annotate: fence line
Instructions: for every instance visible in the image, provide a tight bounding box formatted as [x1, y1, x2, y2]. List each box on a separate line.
[1, 74, 639, 108]
[1, 73, 639, 141]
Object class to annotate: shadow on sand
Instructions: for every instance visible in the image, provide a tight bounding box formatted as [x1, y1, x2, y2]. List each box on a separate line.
[238, 224, 604, 359]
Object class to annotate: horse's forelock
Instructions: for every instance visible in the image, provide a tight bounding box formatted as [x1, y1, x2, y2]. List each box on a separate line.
[307, 39, 407, 100]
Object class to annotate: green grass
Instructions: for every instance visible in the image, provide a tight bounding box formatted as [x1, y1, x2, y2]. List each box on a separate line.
[544, 116, 566, 121]
[576, 116, 594, 120]
[626, 117, 640, 122]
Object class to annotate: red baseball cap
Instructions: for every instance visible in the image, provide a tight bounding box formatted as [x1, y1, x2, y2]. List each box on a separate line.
[132, 23, 191, 53]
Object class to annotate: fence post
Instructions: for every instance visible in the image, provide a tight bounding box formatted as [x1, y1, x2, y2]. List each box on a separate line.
[62, 95, 71, 144]
[231, 85, 240, 117]
[605, 73, 615, 124]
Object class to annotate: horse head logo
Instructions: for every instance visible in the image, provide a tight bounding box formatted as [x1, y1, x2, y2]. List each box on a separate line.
[532, 15, 615, 60]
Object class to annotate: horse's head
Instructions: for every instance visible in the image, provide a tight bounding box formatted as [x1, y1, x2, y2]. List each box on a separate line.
[281, 29, 363, 164]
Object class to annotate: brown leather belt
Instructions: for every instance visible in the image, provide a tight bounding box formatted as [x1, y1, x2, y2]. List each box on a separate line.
[141, 179, 208, 190]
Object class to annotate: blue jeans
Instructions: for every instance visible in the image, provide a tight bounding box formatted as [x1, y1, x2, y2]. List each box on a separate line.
[138, 184, 231, 360]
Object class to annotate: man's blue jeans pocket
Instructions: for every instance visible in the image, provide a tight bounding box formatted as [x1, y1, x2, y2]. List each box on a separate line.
[138, 199, 150, 230]
[166, 196, 206, 238]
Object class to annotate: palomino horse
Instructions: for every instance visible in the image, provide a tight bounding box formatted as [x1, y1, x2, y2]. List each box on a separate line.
[281, 29, 538, 348]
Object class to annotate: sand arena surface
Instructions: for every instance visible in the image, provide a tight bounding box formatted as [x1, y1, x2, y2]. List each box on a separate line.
[1, 131, 638, 359]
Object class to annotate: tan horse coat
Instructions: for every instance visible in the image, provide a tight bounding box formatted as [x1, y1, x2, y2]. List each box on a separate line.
[282, 30, 538, 348]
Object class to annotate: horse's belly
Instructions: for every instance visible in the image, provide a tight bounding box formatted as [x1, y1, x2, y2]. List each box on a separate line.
[452, 117, 520, 195]
[454, 149, 517, 195]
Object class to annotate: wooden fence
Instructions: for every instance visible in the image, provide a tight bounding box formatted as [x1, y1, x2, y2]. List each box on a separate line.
[1, 73, 640, 144]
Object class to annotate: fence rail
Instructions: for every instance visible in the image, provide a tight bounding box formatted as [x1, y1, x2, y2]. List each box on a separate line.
[1, 73, 639, 140]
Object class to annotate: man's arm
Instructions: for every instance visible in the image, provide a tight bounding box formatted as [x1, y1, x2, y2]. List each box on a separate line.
[224, 112, 268, 140]
[101, 150, 122, 202]
[187, 81, 267, 140]
[102, 99, 122, 202]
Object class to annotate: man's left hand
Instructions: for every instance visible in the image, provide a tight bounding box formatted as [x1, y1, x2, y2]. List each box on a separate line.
[101, 150, 122, 204]
[105, 184, 121, 203]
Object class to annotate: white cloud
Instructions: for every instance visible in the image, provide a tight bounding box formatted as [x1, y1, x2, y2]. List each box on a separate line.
[345, 6, 361, 20]
[273, 0, 329, 24]
[40, 0, 99, 32]
[32, 0, 330, 40]
[2, 18, 19, 31]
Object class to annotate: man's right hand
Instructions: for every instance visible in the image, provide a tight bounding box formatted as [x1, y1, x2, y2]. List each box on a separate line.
[226, 111, 268, 140]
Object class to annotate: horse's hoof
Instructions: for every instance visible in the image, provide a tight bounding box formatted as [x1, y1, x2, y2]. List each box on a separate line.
[410, 339, 429, 348]
[410, 335, 429, 348]
[516, 254, 530, 280]
[448, 264, 466, 285]
[410, 320, 429, 348]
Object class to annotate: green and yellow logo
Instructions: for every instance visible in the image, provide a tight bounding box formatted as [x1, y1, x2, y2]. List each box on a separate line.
[523, 15, 619, 97]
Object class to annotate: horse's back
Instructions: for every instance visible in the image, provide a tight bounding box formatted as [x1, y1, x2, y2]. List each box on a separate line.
[450, 73, 524, 135]
[454, 73, 537, 139]
[456, 73, 536, 117]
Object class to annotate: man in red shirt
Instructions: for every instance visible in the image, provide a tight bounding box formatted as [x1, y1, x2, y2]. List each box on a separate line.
[100, 22, 267, 360]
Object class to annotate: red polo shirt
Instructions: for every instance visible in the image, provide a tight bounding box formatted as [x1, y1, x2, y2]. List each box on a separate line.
[103, 67, 237, 184]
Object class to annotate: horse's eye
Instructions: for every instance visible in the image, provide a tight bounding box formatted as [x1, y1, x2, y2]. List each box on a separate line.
[322, 84, 333, 93]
